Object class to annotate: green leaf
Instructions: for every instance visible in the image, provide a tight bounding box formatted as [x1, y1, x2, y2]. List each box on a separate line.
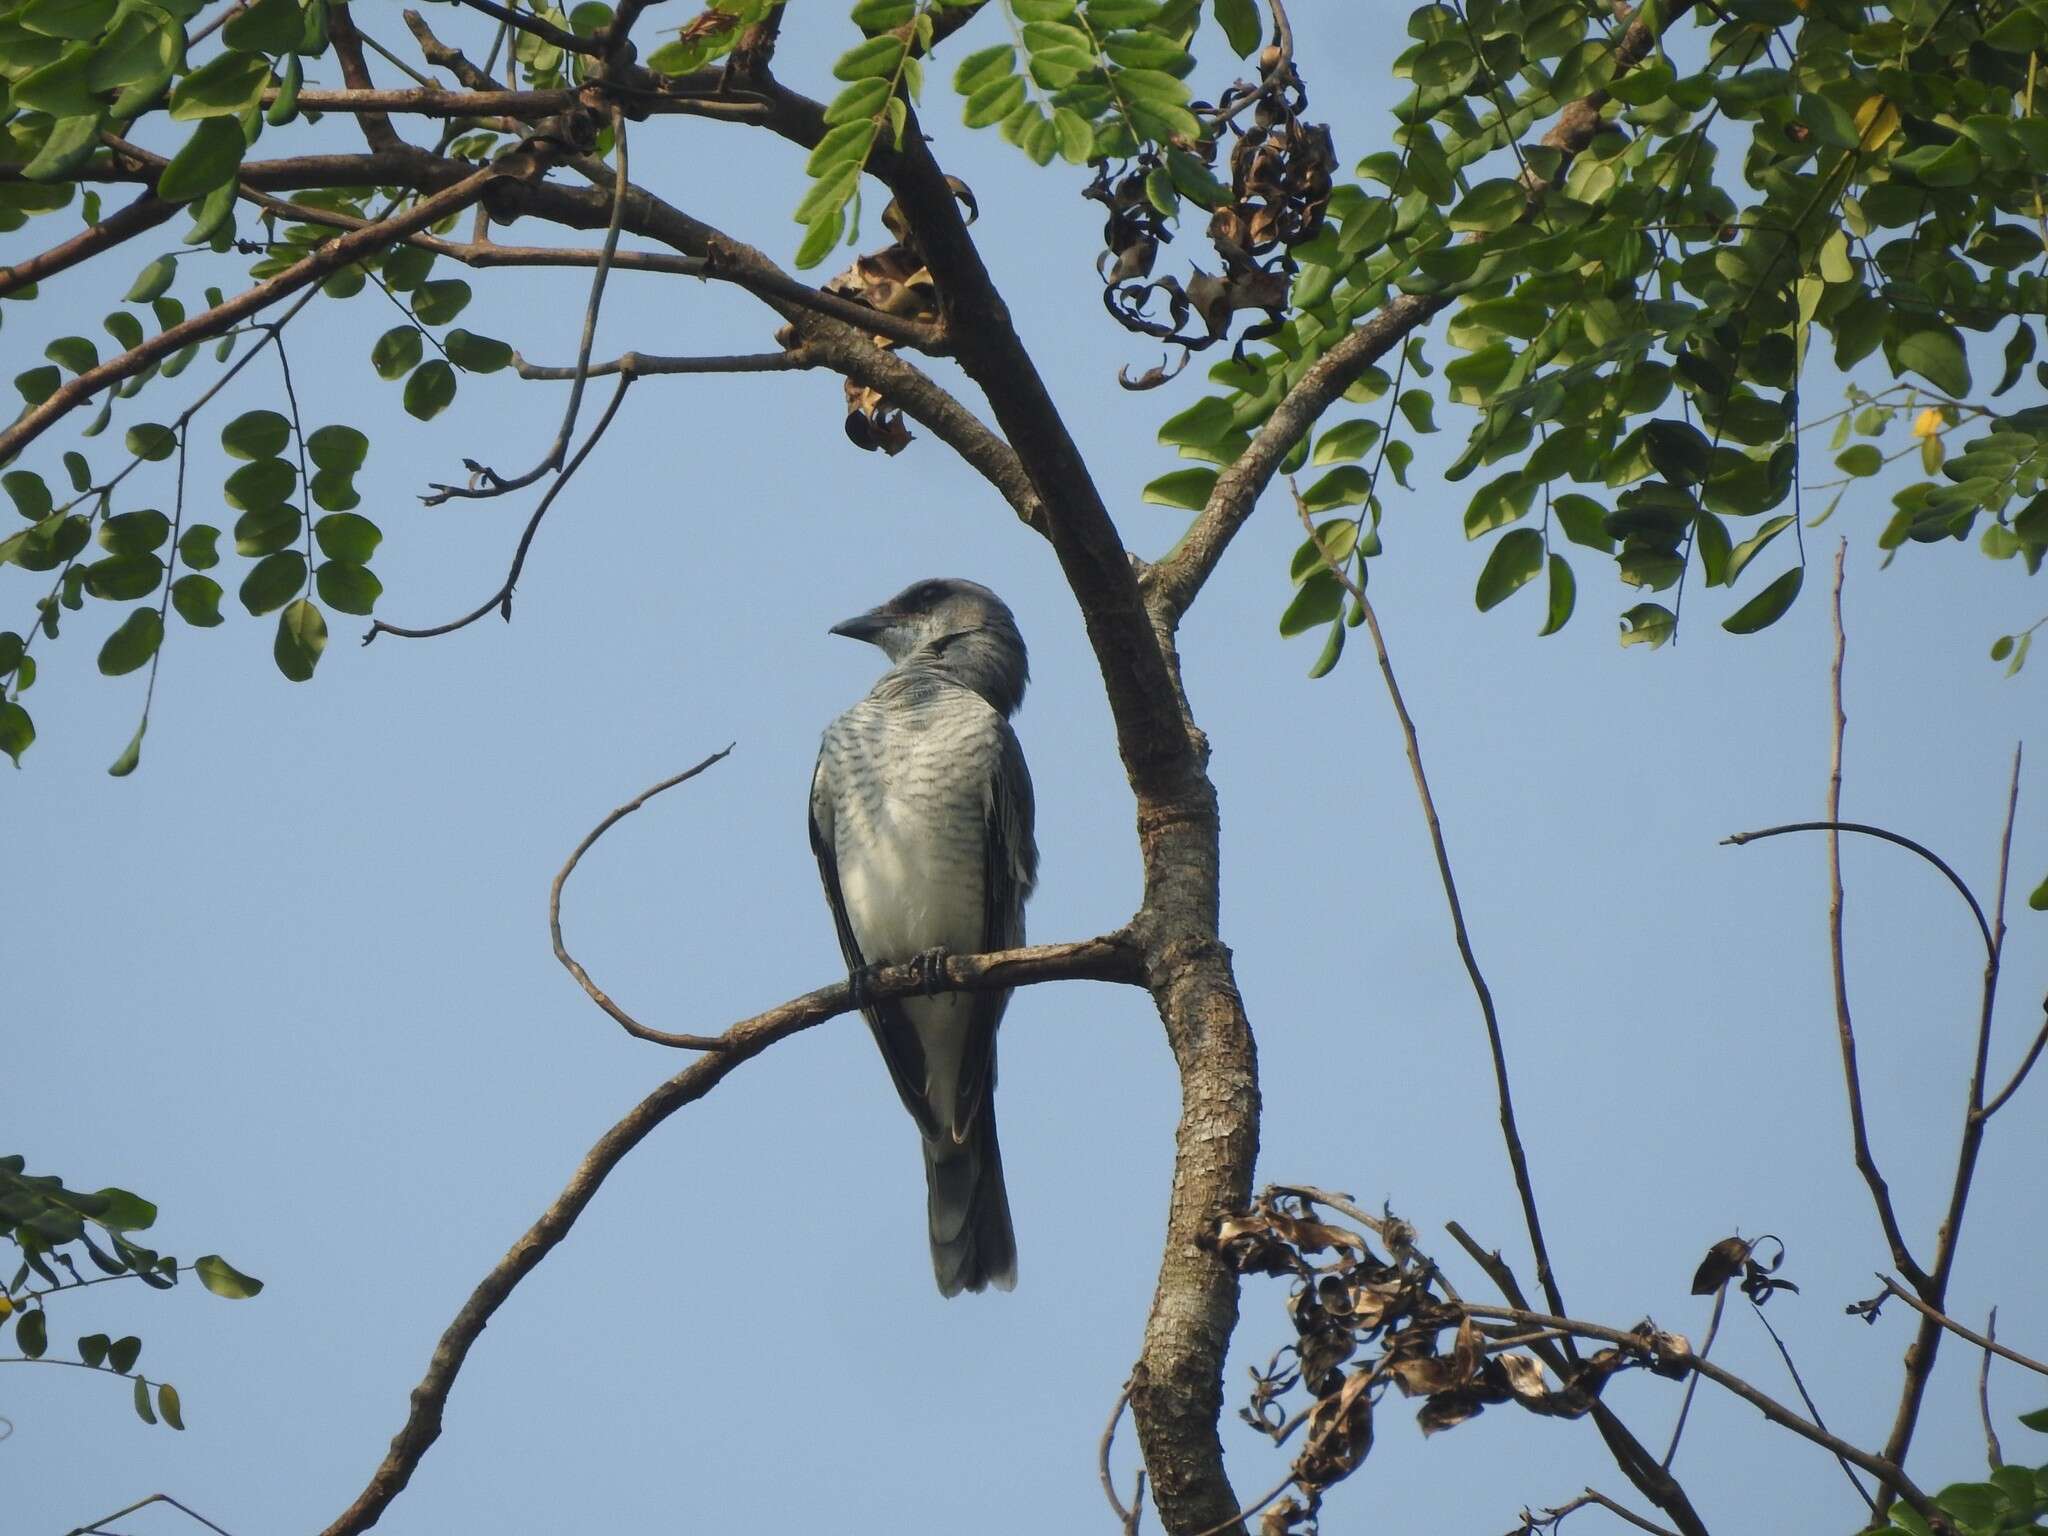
[97, 608, 163, 675]
[157, 1381, 185, 1430]
[315, 560, 382, 615]
[2028, 875, 2048, 913]
[1475, 528, 1543, 611]
[0, 701, 34, 766]
[222, 409, 291, 461]
[98, 510, 170, 555]
[826, 76, 893, 124]
[953, 42, 1017, 94]
[1893, 325, 1972, 398]
[382, 244, 436, 292]
[46, 335, 99, 374]
[239, 551, 306, 615]
[1301, 466, 1373, 512]
[1619, 602, 1675, 650]
[158, 117, 246, 203]
[107, 717, 146, 777]
[4, 471, 54, 521]
[1213, 0, 1261, 54]
[371, 326, 423, 380]
[1279, 568, 1344, 636]
[313, 513, 382, 562]
[794, 207, 845, 270]
[20, 0, 120, 40]
[133, 1374, 156, 1424]
[2017, 1406, 2048, 1431]
[1538, 554, 1574, 635]
[1052, 106, 1095, 163]
[834, 34, 905, 80]
[125, 422, 179, 461]
[223, 0, 304, 52]
[23, 114, 105, 182]
[1722, 566, 1803, 634]
[16, 366, 63, 407]
[85, 554, 166, 601]
[1141, 467, 1217, 510]
[224, 458, 296, 511]
[177, 524, 221, 570]
[77, 1332, 111, 1368]
[272, 600, 326, 683]
[14, 48, 101, 116]
[411, 279, 473, 326]
[18, 1307, 48, 1358]
[1447, 178, 1526, 233]
[1312, 420, 1380, 464]
[403, 360, 457, 421]
[168, 50, 271, 121]
[445, 329, 512, 373]
[171, 573, 225, 627]
[1835, 444, 1882, 477]
[963, 72, 1027, 128]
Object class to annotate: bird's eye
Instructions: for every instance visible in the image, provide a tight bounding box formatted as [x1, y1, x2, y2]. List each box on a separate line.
[911, 581, 945, 607]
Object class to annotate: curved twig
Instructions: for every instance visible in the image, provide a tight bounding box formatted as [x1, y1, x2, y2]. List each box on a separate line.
[551, 750, 738, 1050]
[1982, 994, 2048, 1118]
[1099, 1380, 1146, 1535]
[363, 369, 635, 643]
[1720, 820, 1992, 960]
[315, 931, 1143, 1536]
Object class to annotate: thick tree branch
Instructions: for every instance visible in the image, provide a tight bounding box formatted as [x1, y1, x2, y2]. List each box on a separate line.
[314, 931, 1142, 1536]
[328, 2, 406, 152]
[512, 348, 814, 380]
[0, 160, 509, 465]
[0, 190, 178, 300]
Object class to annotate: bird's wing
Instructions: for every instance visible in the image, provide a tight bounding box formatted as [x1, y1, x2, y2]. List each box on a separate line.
[948, 720, 1038, 1136]
[809, 746, 941, 1141]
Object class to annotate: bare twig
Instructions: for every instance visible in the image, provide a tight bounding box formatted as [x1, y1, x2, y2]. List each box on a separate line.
[1523, 1489, 1678, 1536]
[1747, 1301, 1872, 1508]
[0, 162, 507, 464]
[1659, 1279, 1726, 1469]
[448, 0, 594, 53]
[1812, 541, 1927, 1287]
[1721, 820, 1992, 962]
[1099, 1381, 1147, 1535]
[1980, 1308, 2004, 1470]
[1185, 1472, 1298, 1536]
[1878, 1278, 2048, 1378]
[1981, 995, 2048, 1117]
[1291, 485, 1570, 1342]
[1460, 1305, 1940, 1524]
[364, 369, 635, 643]
[551, 750, 738, 1049]
[425, 107, 630, 505]
[66, 1493, 236, 1536]
[313, 931, 1143, 1536]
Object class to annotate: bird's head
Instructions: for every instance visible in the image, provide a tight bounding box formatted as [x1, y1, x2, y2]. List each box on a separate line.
[831, 578, 1029, 715]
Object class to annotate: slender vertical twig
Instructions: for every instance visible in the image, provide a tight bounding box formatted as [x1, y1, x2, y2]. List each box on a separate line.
[1748, 1301, 1873, 1508]
[1979, 1308, 2004, 1470]
[1822, 540, 1928, 1288]
[1660, 1281, 1726, 1470]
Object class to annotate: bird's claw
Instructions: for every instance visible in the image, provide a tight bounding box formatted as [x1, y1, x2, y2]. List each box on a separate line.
[910, 946, 952, 996]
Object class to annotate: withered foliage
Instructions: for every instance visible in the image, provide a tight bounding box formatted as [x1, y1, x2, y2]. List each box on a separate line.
[1091, 53, 1336, 387]
[1206, 1189, 1705, 1527]
[774, 181, 978, 455]
[1690, 1233, 1799, 1304]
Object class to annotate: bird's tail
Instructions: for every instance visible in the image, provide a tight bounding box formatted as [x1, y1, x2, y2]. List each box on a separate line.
[923, 1100, 1017, 1297]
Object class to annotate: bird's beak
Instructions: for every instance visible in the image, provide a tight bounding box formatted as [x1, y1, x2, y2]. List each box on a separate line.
[830, 606, 894, 643]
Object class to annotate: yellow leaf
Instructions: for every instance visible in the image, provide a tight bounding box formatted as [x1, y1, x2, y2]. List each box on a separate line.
[1912, 406, 1944, 437]
[1854, 94, 1900, 153]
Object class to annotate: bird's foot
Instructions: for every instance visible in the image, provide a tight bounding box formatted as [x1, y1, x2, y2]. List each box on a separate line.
[909, 946, 953, 996]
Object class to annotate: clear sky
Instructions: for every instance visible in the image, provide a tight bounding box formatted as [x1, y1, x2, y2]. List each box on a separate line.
[7, 6, 2044, 1535]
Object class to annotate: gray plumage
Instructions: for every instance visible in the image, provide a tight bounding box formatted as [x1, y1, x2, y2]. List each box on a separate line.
[809, 578, 1038, 1296]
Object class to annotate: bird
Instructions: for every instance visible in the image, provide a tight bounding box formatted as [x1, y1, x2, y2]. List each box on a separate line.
[809, 578, 1038, 1296]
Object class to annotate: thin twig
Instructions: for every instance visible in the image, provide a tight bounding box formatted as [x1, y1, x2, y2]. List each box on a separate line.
[364, 369, 635, 643]
[1524, 1488, 1678, 1536]
[1980, 1308, 2004, 1470]
[1747, 1301, 1873, 1507]
[1185, 1471, 1297, 1536]
[1981, 995, 2048, 1117]
[66, 1493, 236, 1536]
[1459, 1305, 1940, 1523]
[1722, 818, 1993, 960]
[448, 0, 595, 53]
[551, 751, 738, 1050]
[313, 932, 1144, 1536]
[425, 107, 630, 505]
[1099, 1380, 1147, 1535]
[1659, 1279, 1725, 1469]
[1878, 1278, 2048, 1377]
[1812, 541, 1927, 1287]
[1293, 483, 1571, 1344]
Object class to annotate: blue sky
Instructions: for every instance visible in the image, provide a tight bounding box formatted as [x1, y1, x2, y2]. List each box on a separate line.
[7, 6, 2045, 1534]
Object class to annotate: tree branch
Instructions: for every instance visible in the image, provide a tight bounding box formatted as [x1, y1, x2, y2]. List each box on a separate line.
[1819, 541, 1927, 1286]
[313, 932, 1142, 1536]
[0, 159, 509, 464]
[1720, 821, 1992, 960]
[0, 190, 178, 300]
[511, 348, 814, 380]
[1878, 1279, 2048, 1378]
[328, 2, 407, 152]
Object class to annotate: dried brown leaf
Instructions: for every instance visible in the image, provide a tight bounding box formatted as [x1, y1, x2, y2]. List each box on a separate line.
[1691, 1235, 1751, 1295]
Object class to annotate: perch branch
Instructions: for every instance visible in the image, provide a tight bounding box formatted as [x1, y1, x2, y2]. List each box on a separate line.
[0, 190, 178, 300]
[1878, 1278, 2048, 1378]
[512, 349, 814, 380]
[314, 930, 1142, 1536]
